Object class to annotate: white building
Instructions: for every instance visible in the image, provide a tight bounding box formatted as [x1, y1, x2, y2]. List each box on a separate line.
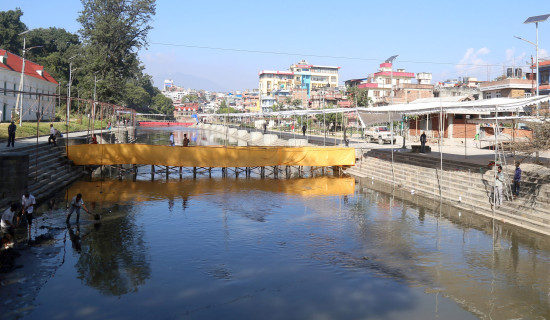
[0, 49, 58, 122]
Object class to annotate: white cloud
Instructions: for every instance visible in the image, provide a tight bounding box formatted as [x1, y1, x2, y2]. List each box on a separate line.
[455, 47, 491, 78]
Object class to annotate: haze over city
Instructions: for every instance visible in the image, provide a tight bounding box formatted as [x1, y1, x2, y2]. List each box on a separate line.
[3, 0, 549, 92]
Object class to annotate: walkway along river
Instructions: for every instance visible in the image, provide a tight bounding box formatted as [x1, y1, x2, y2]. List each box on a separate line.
[2, 126, 550, 319]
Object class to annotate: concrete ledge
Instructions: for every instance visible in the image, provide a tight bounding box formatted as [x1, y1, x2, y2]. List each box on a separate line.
[237, 130, 248, 137]
[0, 152, 29, 200]
[263, 134, 278, 145]
[57, 136, 88, 146]
[228, 128, 238, 136]
[250, 132, 263, 141]
[288, 138, 307, 146]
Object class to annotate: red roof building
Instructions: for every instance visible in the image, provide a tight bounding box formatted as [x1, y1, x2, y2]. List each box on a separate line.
[0, 49, 58, 122]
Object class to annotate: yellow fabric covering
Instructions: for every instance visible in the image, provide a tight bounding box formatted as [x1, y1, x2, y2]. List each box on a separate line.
[67, 144, 356, 167]
[66, 176, 356, 203]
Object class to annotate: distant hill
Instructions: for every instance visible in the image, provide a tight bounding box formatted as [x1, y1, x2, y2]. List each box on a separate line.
[152, 72, 227, 92]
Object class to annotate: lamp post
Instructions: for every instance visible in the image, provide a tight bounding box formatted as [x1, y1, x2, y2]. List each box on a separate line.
[522, 14, 550, 96]
[15, 30, 42, 126]
[66, 54, 79, 154]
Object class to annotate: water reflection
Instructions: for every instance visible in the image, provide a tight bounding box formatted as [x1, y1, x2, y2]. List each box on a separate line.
[72, 206, 151, 297]
[356, 177, 550, 319]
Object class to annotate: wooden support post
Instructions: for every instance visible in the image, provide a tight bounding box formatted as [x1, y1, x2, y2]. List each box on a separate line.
[261, 166, 265, 178]
[235, 167, 239, 178]
[274, 166, 278, 179]
[209, 167, 212, 178]
[193, 167, 197, 179]
[222, 167, 226, 177]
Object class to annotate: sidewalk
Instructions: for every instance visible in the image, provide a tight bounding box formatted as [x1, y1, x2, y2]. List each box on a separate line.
[0, 130, 92, 152]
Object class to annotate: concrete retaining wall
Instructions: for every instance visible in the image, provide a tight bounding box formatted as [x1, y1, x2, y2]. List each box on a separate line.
[0, 152, 29, 200]
[250, 132, 263, 141]
[263, 134, 278, 145]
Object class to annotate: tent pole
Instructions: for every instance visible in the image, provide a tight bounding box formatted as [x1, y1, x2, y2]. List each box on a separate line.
[390, 111, 395, 184]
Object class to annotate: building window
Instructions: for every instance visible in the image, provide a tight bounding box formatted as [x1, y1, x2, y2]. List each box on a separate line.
[13, 84, 16, 96]
[385, 78, 391, 85]
[374, 91, 380, 97]
[495, 91, 501, 98]
[484, 92, 492, 99]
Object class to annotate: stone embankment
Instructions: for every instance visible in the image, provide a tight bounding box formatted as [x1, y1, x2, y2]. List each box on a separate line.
[0, 142, 84, 211]
[346, 149, 550, 237]
[0, 128, 130, 212]
[198, 123, 312, 147]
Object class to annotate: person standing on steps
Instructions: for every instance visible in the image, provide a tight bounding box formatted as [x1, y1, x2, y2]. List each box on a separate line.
[7, 121, 16, 147]
[48, 124, 57, 146]
[494, 165, 504, 208]
[513, 162, 522, 199]
[420, 131, 427, 153]
[66, 193, 90, 224]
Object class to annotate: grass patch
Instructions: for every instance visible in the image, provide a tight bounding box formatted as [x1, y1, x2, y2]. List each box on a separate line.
[0, 118, 109, 140]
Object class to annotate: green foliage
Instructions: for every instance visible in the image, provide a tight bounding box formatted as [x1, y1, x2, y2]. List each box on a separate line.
[315, 104, 344, 127]
[124, 83, 151, 110]
[271, 103, 281, 112]
[0, 3, 173, 117]
[291, 99, 302, 107]
[77, 0, 156, 104]
[151, 94, 173, 115]
[0, 9, 26, 54]
[347, 86, 373, 107]
[216, 107, 238, 114]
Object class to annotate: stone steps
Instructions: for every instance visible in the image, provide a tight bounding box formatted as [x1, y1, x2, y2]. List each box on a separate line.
[347, 151, 550, 236]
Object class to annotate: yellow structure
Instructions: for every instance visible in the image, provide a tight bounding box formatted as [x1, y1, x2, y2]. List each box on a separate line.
[67, 144, 356, 167]
[66, 176, 356, 203]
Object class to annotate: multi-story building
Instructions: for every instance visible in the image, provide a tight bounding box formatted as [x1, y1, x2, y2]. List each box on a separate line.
[480, 78, 533, 99]
[345, 61, 433, 106]
[259, 60, 340, 104]
[0, 49, 58, 122]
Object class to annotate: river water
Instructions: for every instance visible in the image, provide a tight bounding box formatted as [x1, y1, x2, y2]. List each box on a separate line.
[11, 127, 550, 319]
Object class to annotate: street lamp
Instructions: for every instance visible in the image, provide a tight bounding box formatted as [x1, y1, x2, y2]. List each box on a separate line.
[15, 29, 42, 126]
[522, 14, 550, 97]
[66, 54, 79, 154]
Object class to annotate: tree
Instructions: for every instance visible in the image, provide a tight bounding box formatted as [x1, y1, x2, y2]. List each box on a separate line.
[0, 9, 27, 54]
[124, 82, 150, 110]
[151, 94, 173, 115]
[347, 86, 373, 107]
[217, 107, 238, 114]
[77, 0, 156, 104]
[291, 99, 302, 108]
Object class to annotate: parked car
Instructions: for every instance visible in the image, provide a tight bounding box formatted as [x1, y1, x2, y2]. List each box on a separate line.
[365, 126, 397, 144]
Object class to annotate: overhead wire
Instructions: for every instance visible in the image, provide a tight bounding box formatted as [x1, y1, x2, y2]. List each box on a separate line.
[149, 42, 509, 68]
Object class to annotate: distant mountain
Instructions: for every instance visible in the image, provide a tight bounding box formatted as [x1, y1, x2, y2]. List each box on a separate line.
[152, 72, 228, 92]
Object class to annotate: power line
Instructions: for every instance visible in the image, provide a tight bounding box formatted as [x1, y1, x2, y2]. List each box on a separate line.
[150, 42, 506, 67]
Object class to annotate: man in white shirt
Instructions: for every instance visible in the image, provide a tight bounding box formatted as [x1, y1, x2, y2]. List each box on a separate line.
[1, 203, 17, 248]
[20, 191, 36, 240]
[66, 193, 90, 224]
[48, 124, 57, 146]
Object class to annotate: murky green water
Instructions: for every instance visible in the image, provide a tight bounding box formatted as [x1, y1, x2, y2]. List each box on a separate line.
[11, 127, 550, 319]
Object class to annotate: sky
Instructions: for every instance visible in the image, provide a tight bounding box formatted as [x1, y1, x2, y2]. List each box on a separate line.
[2, 0, 550, 92]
